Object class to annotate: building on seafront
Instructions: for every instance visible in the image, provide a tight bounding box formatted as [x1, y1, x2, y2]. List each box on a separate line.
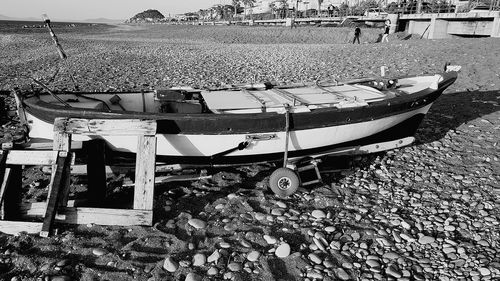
[182, 0, 498, 23]
[243, 0, 498, 16]
[244, 0, 346, 16]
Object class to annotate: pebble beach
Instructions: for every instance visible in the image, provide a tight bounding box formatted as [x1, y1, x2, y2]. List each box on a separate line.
[0, 23, 499, 281]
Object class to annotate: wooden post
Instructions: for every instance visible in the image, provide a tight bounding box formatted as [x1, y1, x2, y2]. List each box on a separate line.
[0, 168, 11, 220]
[0, 149, 23, 221]
[43, 14, 67, 60]
[84, 139, 107, 207]
[1, 167, 22, 221]
[40, 130, 72, 237]
[40, 151, 71, 237]
[0, 151, 10, 220]
[133, 135, 156, 210]
[53, 131, 72, 208]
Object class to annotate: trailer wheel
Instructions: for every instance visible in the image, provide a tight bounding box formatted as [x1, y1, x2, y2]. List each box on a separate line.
[269, 168, 300, 197]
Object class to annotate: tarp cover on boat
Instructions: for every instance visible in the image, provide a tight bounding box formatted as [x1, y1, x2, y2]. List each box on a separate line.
[202, 84, 380, 114]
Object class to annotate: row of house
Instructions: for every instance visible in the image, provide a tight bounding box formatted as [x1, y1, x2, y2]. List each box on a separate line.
[185, 0, 344, 20]
[246, 0, 343, 15]
[244, 0, 472, 15]
[173, 0, 477, 21]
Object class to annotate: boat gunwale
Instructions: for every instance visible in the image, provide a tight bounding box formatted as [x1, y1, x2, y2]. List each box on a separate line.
[18, 71, 457, 135]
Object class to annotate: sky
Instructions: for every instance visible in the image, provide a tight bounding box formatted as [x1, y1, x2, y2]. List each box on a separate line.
[1, 0, 231, 20]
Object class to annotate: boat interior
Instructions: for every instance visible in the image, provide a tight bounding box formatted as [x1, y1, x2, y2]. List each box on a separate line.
[36, 75, 443, 114]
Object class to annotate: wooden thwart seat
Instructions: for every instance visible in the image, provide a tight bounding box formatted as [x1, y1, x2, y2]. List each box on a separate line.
[0, 118, 158, 236]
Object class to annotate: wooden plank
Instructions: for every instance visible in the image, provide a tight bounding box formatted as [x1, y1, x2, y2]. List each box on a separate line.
[57, 153, 73, 208]
[0, 150, 9, 219]
[40, 151, 70, 237]
[54, 118, 157, 136]
[133, 135, 156, 210]
[0, 168, 12, 220]
[22, 140, 83, 150]
[6, 150, 59, 166]
[53, 131, 71, 152]
[0, 221, 43, 235]
[84, 139, 107, 207]
[59, 207, 153, 226]
[1, 166, 21, 221]
[19, 204, 153, 226]
[53, 131, 72, 208]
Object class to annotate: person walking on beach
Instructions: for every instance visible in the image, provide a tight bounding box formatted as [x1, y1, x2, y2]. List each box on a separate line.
[328, 5, 334, 17]
[353, 27, 361, 44]
[382, 19, 391, 43]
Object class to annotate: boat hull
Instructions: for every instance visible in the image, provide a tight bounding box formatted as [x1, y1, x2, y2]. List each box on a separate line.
[17, 71, 457, 165]
[23, 104, 429, 164]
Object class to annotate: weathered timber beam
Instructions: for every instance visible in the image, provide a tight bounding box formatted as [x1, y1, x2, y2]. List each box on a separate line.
[54, 118, 157, 136]
[19, 203, 153, 226]
[0, 221, 43, 235]
[5, 150, 59, 166]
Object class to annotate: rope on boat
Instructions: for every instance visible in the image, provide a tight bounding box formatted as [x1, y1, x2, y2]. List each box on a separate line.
[32, 78, 71, 107]
[208, 134, 278, 163]
[209, 141, 250, 162]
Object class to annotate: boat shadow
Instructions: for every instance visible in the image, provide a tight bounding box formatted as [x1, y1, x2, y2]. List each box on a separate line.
[413, 90, 499, 144]
[318, 89, 499, 181]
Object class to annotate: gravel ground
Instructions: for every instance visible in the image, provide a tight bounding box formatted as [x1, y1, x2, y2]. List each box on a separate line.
[0, 23, 499, 281]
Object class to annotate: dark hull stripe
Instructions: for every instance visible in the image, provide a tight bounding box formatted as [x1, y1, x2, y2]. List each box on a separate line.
[106, 113, 426, 165]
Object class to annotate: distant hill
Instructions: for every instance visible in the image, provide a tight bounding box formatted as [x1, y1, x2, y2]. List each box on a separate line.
[0, 14, 122, 24]
[127, 9, 165, 23]
[0, 14, 12, 20]
[0, 14, 39, 21]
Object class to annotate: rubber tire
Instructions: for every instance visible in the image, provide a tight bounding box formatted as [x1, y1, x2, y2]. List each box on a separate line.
[269, 167, 300, 197]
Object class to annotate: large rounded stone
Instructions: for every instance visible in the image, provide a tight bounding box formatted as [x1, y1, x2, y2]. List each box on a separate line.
[311, 210, 326, 219]
[163, 256, 179, 272]
[92, 248, 107, 256]
[207, 250, 220, 263]
[478, 267, 491, 276]
[263, 235, 277, 245]
[418, 236, 435, 245]
[192, 253, 206, 266]
[247, 250, 261, 262]
[188, 218, 207, 229]
[275, 243, 291, 258]
[228, 262, 242, 272]
[207, 267, 218, 275]
[308, 253, 322, 264]
[185, 272, 202, 281]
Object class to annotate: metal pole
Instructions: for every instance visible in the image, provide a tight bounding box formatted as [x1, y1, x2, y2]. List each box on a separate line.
[282, 104, 291, 168]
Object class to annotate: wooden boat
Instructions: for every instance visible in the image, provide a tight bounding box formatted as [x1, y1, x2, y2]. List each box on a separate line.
[14, 69, 457, 195]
